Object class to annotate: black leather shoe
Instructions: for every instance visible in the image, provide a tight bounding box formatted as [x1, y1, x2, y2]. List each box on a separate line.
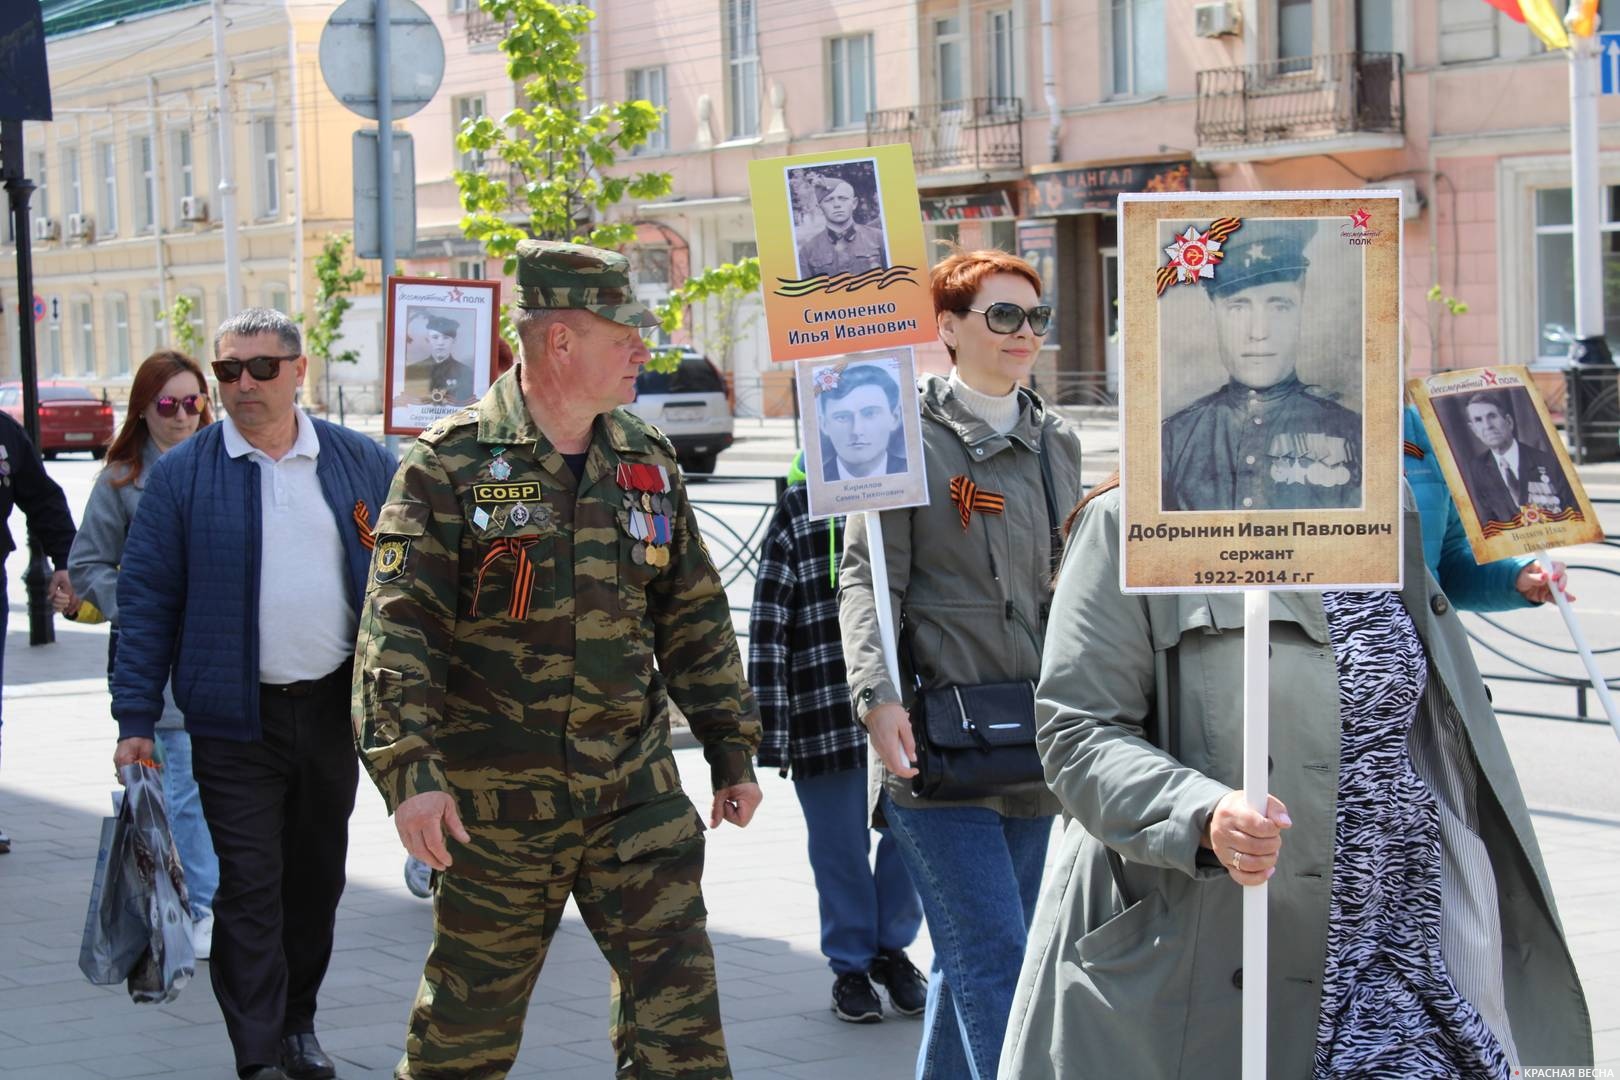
[280, 1033, 336, 1080]
[241, 1068, 290, 1080]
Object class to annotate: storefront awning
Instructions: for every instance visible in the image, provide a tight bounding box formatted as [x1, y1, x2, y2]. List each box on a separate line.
[1026, 160, 1193, 215]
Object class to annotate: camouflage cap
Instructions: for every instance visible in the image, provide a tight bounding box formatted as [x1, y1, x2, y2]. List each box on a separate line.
[514, 239, 660, 328]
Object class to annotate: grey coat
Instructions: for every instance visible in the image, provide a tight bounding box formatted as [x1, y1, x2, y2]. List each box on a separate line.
[68, 440, 185, 731]
[998, 489, 1592, 1079]
[838, 374, 1083, 819]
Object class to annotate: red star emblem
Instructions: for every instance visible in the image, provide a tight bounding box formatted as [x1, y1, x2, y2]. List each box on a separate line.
[1349, 208, 1372, 231]
[1481, 369, 1499, 386]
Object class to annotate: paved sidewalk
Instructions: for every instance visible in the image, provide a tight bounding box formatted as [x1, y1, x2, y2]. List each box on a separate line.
[1, 612, 1616, 1077]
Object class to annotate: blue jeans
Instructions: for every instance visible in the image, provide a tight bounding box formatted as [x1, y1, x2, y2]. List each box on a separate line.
[880, 793, 1052, 1080]
[793, 767, 923, 974]
[109, 630, 217, 918]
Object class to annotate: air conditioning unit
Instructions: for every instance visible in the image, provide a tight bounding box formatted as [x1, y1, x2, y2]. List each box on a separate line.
[1194, 1, 1240, 37]
[33, 217, 58, 242]
[180, 195, 209, 223]
[67, 212, 94, 242]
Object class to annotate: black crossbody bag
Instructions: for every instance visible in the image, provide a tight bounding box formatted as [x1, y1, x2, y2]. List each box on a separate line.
[906, 432, 1061, 800]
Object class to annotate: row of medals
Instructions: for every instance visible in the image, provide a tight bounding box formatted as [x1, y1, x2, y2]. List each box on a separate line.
[623, 490, 673, 567]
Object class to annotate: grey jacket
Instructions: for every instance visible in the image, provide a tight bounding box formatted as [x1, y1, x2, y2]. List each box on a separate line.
[838, 374, 1083, 818]
[998, 489, 1592, 1078]
[69, 440, 185, 731]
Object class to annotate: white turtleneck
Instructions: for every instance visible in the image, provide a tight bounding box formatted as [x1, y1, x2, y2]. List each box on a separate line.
[948, 368, 1021, 435]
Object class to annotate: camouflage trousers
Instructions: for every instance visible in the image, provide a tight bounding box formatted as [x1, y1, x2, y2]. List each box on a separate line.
[397, 791, 731, 1079]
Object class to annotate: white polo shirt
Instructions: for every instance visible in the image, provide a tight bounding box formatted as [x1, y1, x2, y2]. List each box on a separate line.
[222, 410, 356, 684]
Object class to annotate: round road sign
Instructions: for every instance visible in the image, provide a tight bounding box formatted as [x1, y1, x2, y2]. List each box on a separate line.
[32, 295, 44, 323]
[318, 0, 445, 122]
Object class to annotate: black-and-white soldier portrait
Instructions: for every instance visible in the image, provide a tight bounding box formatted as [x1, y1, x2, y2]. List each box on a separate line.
[1159, 218, 1363, 512]
[789, 161, 888, 280]
[401, 309, 476, 407]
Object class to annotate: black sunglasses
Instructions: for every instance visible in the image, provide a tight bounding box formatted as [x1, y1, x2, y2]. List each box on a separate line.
[211, 354, 298, 383]
[153, 394, 204, 418]
[961, 302, 1053, 336]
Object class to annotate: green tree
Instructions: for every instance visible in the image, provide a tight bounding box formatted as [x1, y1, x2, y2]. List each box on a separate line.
[458, 0, 760, 373]
[306, 232, 366, 368]
[166, 294, 200, 356]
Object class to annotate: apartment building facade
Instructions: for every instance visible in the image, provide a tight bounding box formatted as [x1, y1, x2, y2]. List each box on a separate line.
[403, 0, 1620, 412]
[1, 0, 373, 407]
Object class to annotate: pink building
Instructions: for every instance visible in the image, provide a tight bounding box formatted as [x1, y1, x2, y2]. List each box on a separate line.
[403, 1, 1620, 415]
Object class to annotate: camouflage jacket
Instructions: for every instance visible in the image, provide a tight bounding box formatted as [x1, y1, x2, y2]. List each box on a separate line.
[353, 369, 760, 822]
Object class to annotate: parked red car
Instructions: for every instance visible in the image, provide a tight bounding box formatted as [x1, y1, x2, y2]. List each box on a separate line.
[0, 381, 115, 459]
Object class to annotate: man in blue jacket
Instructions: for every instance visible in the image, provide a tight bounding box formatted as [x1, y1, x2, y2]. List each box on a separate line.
[111, 309, 396, 1080]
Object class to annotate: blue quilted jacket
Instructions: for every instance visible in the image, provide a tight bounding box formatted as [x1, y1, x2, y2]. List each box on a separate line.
[111, 417, 396, 741]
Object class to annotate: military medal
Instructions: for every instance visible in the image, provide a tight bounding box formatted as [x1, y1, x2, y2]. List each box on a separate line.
[632, 542, 647, 565]
[489, 448, 513, 481]
[510, 503, 531, 527]
[472, 507, 491, 530]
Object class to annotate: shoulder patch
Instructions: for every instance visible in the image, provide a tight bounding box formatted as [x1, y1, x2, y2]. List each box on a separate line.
[419, 408, 479, 446]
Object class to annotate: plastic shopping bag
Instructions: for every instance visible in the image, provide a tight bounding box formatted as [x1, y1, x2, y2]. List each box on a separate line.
[77, 762, 196, 1003]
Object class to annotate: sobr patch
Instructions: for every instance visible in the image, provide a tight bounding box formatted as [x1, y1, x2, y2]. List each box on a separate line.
[374, 537, 410, 584]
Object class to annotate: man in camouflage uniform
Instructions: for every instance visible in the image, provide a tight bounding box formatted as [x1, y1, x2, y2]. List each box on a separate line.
[353, 240, 763, 1079]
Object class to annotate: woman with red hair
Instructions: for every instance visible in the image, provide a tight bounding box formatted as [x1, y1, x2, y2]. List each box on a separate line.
[838, 250, 1083, 1077]
[65, 350, 219, 958]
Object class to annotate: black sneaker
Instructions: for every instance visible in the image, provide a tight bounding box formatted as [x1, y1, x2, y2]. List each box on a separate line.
[0, 826, 9, 854]
[831, 971, 883, 1023]
[869, 948, 927, 1017]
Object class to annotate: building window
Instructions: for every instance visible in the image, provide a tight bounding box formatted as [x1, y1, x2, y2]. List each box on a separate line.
[172, 129, 196, 220]
[108, 295, 131, 375]
[255, 117, 280, 218]
[144, 293, 166, 352]
[627, 67, 669, 153]
[724, 0, 760, 139]
[986, 10, 1016, 102]
[453, 95, 486, 172]
[448, 0, 468, 10]
[184, 291, 206, 346]
[46, 318, 62, 377]
[1277, 0, 1314, 71]
[264, 283, 290, 315]
[1356, 0, 1393, 52]
[731, 240, 758, 262]
[1532, 186, 1620, 361]
[935, 17, 964, 102]
[96, 141, 118, 235]
[63, 145, 82, 217]
[454, 258, 485, 280]
[632, 248, 673, 287]
[827, 34, 875, 130]
[28, 150, 46, 218]
[134, 134, 157, 233]
[1111, 0, 1167, 96]
[74, 298, 95, 376]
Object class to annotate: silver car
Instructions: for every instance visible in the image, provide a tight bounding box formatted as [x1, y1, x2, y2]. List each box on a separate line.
[628, 349, 735, 475]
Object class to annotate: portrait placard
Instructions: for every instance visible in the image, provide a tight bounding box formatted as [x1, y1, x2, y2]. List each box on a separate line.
[748, 145, 936, 362]
[797, 348, 928, 519]
[384, 276, 501, 436]
[1408, 366, 1603, 562]
[1118, 192, 1404, 592]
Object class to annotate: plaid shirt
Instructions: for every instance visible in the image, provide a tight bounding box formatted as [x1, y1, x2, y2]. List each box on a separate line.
[746, 484, 867, 780]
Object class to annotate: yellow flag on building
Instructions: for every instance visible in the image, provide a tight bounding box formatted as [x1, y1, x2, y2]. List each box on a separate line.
[1518, 0, 1571, 48]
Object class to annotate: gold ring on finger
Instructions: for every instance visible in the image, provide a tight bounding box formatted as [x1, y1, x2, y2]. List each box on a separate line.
[1231, 851, 1243, 871]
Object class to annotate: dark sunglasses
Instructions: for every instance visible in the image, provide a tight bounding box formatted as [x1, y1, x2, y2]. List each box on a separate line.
[962, 302, 1053, 336]
[153, 394, 204, 418]
[211, 354, 298, 383]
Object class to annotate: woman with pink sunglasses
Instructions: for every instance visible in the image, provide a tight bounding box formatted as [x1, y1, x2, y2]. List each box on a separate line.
[64, 350, 220, 960]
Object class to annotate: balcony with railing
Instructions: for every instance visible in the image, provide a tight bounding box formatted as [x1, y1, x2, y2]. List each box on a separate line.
[1195, 52, 1404, 160]
[464, 6, 511, 45]
[866, 97, 1024, 175]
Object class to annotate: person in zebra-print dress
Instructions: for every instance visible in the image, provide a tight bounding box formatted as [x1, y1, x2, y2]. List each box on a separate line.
[1314, 590, 1511, 1079]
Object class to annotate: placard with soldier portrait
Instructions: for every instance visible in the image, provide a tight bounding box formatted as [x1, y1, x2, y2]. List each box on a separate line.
[796, 348, 927, 519]
[748, 144, 936, 362]
[1118, 191, 1404, 592]
[1408, 366, 1603, 563]
[384, 276, 502, 436]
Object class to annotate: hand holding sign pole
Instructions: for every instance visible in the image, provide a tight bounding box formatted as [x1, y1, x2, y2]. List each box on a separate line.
[1409, 365, 1615, 739]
